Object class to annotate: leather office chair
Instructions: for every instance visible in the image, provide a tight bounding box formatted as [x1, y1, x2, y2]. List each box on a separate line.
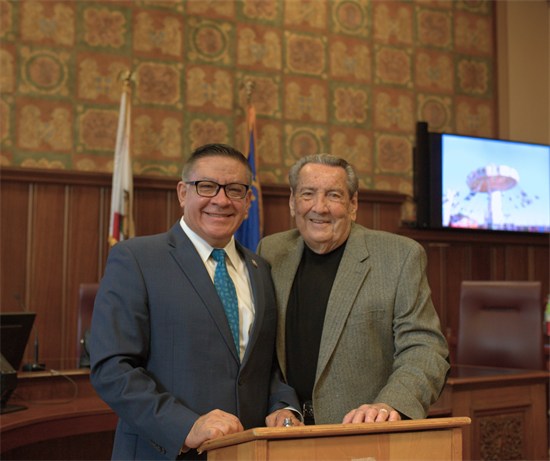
[76, 283, 100, 368]
[456, 280, 544, 370]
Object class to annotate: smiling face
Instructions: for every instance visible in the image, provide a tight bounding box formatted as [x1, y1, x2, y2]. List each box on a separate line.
[177, 156, 252, 248]
[290, 163, 358, 254]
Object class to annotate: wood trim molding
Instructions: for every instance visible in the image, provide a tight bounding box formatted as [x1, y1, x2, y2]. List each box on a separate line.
[398, 227, 549, 246]
[1, 167, 408, 204]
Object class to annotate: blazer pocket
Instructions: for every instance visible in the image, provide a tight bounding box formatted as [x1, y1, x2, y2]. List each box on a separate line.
[346, 308, 385, 326]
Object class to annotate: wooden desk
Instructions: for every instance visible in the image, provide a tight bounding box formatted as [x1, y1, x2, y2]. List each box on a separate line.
[1, 369, 117, 460]
[429, 365, 549, 461]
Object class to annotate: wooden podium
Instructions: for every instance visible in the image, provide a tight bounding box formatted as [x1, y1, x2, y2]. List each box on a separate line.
[199, 417, 471, 461]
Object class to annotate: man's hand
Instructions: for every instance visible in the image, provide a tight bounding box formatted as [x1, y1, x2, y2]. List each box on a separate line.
[265, 408, 304, 427]
[342, 404, 401, 423]
[185, 409, 244, 449]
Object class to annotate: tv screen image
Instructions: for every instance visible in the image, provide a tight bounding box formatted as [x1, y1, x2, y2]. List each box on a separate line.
[414, 122, 550, 234]
[441, 135, 550, 232]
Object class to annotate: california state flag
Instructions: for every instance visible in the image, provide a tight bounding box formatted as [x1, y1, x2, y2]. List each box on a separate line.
[108, 82, 135, 247]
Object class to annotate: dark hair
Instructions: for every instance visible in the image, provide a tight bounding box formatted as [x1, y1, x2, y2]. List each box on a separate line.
[182, 144, 253, 185]
[289, 154, 359, 197]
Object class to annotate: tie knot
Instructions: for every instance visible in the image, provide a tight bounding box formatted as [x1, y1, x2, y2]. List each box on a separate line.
[211, 248, 227, 263]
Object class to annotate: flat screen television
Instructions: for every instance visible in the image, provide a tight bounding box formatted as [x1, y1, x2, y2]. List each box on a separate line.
[414, 122, 550, 233]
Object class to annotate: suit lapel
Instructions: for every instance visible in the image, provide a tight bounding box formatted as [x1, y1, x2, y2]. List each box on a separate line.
[167, 224, 240, 363]
[270, 235, 304, 378]
[315, 225, 370, 385]
[239, 243, 263, 366]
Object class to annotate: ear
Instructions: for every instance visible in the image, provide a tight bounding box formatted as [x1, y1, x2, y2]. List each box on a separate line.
[289, 189, 296, 218]
[349, 192, 358, 222]
[176, 182, 187, 210]
[243, 188, 252, 219]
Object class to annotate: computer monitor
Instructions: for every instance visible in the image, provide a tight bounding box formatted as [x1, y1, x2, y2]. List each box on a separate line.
[1, 312, 36, 414]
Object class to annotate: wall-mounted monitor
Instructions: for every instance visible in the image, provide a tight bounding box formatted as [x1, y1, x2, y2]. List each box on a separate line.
[414, 122, 550, 233]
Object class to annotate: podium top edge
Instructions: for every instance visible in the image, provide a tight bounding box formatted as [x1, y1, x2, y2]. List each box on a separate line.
[198, 416, 471, 453]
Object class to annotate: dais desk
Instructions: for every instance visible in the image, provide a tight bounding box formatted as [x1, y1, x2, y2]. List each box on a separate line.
[429, 365, 549, 461]
[1, 369, 117, 460]
[3, 366, 546, 461]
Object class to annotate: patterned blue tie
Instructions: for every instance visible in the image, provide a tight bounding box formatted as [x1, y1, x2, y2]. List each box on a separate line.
[211, 249, 240, 354]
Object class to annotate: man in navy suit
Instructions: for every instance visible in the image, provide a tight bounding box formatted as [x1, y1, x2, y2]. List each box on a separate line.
[90, 144, 301, 460]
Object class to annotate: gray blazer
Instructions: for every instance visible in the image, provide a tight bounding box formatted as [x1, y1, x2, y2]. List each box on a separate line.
[257, 222, 449, 423]
[90, 223, 299, 460]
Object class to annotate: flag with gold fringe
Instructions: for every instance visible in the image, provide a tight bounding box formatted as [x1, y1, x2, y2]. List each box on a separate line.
[108, 76, 135, 247]
[235, 101, 263, 251]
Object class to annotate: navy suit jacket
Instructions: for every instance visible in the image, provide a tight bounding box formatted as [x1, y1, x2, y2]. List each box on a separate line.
[90, 223, 298, 460]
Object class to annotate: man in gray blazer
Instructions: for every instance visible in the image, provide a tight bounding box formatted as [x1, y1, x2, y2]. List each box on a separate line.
[257, 154, 449, 425]
[90, 144, 301, 461]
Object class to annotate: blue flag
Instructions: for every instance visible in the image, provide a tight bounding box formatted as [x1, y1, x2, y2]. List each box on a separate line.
[235, 106, 263, 251]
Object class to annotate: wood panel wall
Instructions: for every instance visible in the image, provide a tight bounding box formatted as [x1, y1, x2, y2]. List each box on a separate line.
[1, 167, 406, 370]
[3, 167, 548, 370]
[399, 228, 550, 364]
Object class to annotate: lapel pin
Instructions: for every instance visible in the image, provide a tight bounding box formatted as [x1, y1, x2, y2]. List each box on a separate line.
[251, 259, 258, 268]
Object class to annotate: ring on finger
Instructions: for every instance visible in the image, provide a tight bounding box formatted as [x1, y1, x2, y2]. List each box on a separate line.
[379, 408, 388, 413]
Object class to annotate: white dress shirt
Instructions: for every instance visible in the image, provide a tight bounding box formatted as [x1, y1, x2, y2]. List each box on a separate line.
[179, 218, 254, 361]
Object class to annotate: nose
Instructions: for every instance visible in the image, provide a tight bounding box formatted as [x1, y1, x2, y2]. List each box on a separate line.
[210, 187, 232, 207]
[311, 194, 329, 214]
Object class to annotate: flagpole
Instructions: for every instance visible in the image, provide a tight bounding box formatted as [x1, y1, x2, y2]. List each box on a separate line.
[243, 80, 264, 238]
[124, 72, 135, 241]
[233, 80, 263, 251]
[108, 71, 135, 247]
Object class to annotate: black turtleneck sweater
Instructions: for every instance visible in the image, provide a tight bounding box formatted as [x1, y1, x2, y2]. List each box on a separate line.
[285, 241, 347, 404]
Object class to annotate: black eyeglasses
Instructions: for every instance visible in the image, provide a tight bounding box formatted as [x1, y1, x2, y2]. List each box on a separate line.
[186, 181, 249, 200]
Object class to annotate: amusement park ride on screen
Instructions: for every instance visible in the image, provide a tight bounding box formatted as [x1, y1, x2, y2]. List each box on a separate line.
[414, 122, 550, 234]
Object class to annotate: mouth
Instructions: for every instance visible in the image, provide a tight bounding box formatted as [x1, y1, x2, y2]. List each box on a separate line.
[309, 218, 329, 225]
[206, 212, 233, 219]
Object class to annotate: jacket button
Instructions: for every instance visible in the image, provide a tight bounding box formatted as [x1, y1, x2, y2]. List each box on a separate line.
[238, 377, 244, 386]
[150, 440, 166, 453]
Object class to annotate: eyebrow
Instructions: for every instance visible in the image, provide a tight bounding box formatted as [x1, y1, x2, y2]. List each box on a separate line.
[192, 177, 244, 184]
[299, 186, 346, 194]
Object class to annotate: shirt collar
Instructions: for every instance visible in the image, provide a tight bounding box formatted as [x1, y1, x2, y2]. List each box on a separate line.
[179, 217, 240, 268]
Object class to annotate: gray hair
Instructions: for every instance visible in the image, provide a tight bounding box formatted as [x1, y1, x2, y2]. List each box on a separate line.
[288, 154, 359, 197]
[182, 143, 253, 185]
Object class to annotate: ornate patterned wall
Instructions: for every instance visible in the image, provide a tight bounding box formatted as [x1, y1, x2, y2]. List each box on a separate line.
[0, 0, 495, 195]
